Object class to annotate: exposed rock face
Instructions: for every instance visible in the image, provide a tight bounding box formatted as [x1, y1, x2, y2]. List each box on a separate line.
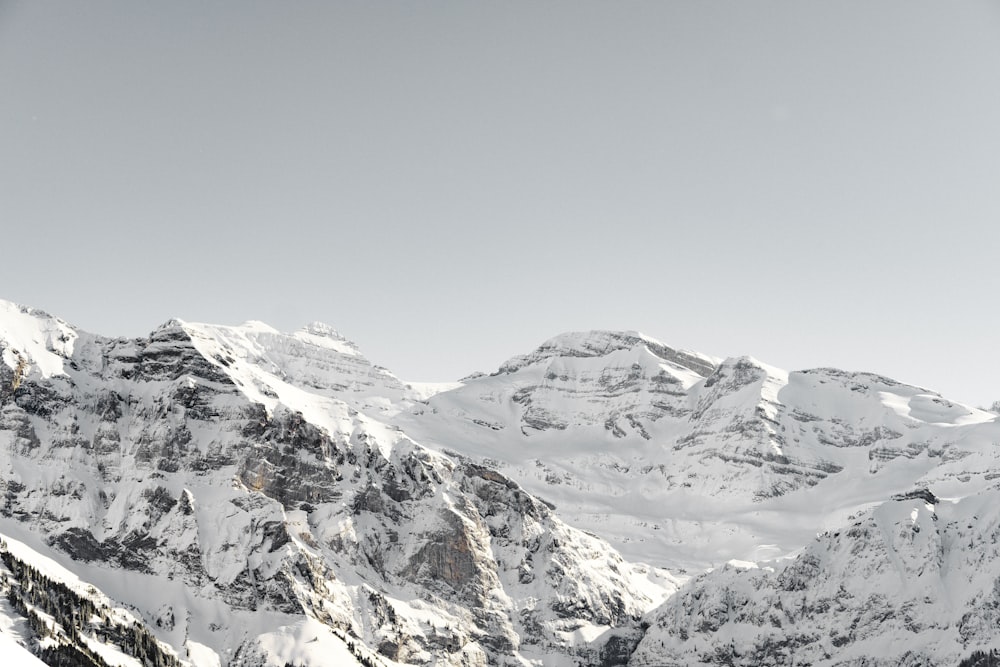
[404, 334, 999, 571]
[487, 330, 715, 437]
[496, 330, 717, 379]
[629, 486, 1000, 666]
[1, 299, 998, 667]
[0, 302, 675, 666]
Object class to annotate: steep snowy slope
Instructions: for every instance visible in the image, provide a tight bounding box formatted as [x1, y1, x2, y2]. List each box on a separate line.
[401, 331, 998, 571]
[0, 603, 48, 667]
[0, 530, 368, 667]
[0, 530, 193, 667]
[1, 298, 997, 666]
[0, 301, 675, 667]
[629, 485, 1000, 666]
[179, 319, 422, 416]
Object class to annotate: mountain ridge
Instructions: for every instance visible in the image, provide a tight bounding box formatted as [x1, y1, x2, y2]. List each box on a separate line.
[0, 297, 996, 666]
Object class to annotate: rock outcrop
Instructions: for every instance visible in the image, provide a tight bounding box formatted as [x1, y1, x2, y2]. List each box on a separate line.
[0, 299, 998, 666]
[0, 301, 675, 666]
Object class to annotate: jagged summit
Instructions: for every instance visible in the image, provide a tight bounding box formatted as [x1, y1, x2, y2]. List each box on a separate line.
[154, 317, 187, 331]
[0, 298, 58, 321]
[296, 321, 363, 355]
[177, 319, 412, 417]
[403, 326, 997, 573]
[0, 300, 678, 666]
[1, 298, 999, 666]
[0, 298, 77, 380]
[496, 329, 719, 379]
[300, 321, 348, 339]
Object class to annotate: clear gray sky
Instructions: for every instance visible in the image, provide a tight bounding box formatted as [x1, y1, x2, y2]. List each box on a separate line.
[2, 1, 998, 406]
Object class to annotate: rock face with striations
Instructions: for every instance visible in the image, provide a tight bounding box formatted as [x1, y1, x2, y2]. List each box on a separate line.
[628, 485, 1000, 666]
[402, 331, 999, 571]
[0, 298, 999, 666]
[0, 300, 675, 666]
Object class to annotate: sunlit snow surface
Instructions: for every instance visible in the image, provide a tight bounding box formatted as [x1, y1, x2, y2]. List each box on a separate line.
[0, 300, 998, 665]
[0, 304, 678, 665]
[0, 300, 76, 379]
[0, 529, 369, 667]
[0, 598, 48, 666]
[398, 332, 998, 571]
[170, 319, 998, 573]
[0, 531, 192, 666]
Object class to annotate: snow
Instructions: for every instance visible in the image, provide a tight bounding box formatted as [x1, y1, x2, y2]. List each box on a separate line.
[178, 319, 422, 428]
[396, 332, 1000, 574]
[0, 597, 47, 667]
[0, 298, 76, 379]
[0, 630, 47, 667]
[0, 530, 193, 667]
[0, 521, 320, 667]
[557, 620, 610, 643]
[497, 330, 719, 380]
[185, 641, 222, 667]
[893, 391, 994, 426]
[79, 634, 143, 667]
[404, 381, 464, 400]
[296, 322, 360, 356]
[2, 299, 998, 666]
[253, 618, 369, 667]
[631, 484, 1000, 664]
[2, 531, 113, 603]
[725, 559, 758, 570]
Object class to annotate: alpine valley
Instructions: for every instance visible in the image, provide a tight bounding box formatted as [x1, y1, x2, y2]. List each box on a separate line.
[0, 298, 997, 667]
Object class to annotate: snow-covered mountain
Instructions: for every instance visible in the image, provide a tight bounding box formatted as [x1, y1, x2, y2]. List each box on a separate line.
[402, 330, 997, 573]
[629, 486, 1000, 666]
[0, 299, 997, 666]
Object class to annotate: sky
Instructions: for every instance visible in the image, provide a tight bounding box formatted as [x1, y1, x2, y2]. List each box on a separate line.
[1, 1, 998, 406]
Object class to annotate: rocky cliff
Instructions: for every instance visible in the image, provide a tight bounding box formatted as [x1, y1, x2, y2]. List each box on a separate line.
[0, 299, 997, 666]
[0, 301, 676, 666]
[405, 331, 998, 572]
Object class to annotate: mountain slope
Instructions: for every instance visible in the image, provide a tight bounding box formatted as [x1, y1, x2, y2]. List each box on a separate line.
[629, 485, 1000, 666]
[402, 332, 997, 571]
[0, 298, 997, 666]
[0, 301, 675, 667]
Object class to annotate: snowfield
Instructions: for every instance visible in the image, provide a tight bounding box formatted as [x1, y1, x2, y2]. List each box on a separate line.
[0, 298, 996, 666]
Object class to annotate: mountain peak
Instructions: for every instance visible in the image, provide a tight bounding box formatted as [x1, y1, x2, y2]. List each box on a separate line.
[153, 317, 186, 331]
[2, 298, 1000, 666]
[497, 329, 718, 378]
[235, 319, 281, 334]
[300, 321, 345, 339]
[0, 298, 77, 379]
